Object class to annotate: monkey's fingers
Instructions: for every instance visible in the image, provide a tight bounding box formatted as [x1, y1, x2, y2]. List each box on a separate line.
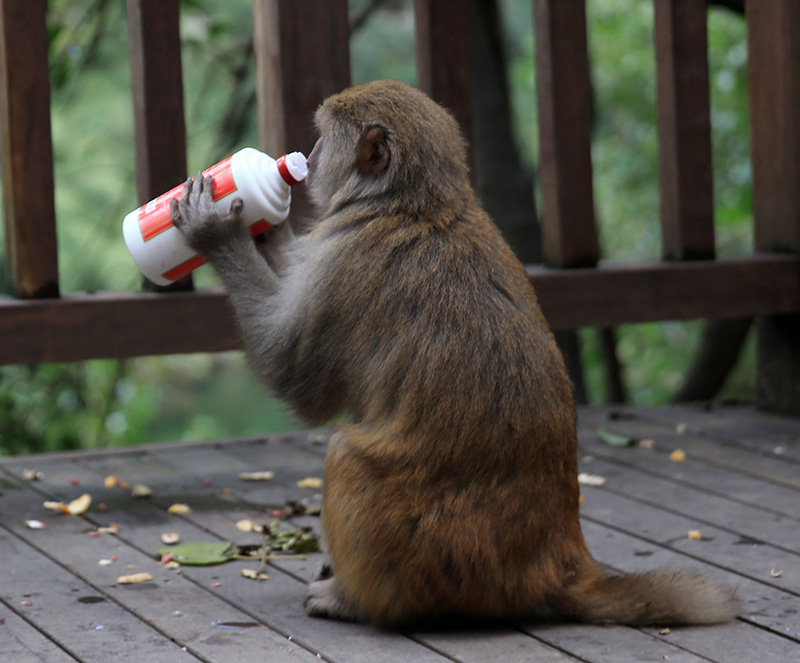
[203, 175, 215, 199]
[228, 197, 244, 218]
[177, 178, 195, 224]
[170, 198, 182, 227]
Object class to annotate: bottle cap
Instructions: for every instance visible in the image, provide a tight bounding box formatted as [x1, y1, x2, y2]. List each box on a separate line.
[277, 152, 308, 185]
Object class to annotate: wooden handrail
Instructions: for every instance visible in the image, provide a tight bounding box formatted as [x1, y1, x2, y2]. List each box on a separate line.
[1, 254, 797, 365]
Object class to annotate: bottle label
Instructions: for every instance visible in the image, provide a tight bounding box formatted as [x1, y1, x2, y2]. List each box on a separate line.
[139, 156, 238, 241]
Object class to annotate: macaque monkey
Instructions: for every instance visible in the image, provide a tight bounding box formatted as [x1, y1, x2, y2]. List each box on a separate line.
[171, 80, 739, 628]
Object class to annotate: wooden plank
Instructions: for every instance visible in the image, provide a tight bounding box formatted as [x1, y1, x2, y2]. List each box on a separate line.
[0, 528, 203, 663]
[35, 457, 462, 663]
[0, 255, 798, 366]
[152, 435, 798, 662]
[253, 0, 350, 224]
[3, 411, 800, 659]
[654, 0, 715, 260]
[126, 0, 187, 212]
[529, 254, 800, 330]
[0, 460, 327, 663]
[747, 0, 800, 415]
[532, 0, 598, 267]
[414, 0, 473, 162]
[604, 404, 800, 462]
[577, 464, 800, 597]
[145, 446, 583, 663]
[575, 441, 800, 552]
[578, 406, 800, 490]
[522, 622, 715, 663]
[0, 290, 239, 364]
[126, 0, 192, 291]
[577, 520, 800, 654]
[0, 0, 59, 298]
[0, 610, 79, 663]
[148, 447, 679, 663]
[576, 430, 800, 543]
[747, 0, 800, 254]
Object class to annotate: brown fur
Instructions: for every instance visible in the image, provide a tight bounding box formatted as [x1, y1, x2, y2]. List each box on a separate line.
[171, 80, 740, 628]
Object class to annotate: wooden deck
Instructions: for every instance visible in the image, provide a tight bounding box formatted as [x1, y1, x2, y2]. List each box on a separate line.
[1, 404, 799, 663]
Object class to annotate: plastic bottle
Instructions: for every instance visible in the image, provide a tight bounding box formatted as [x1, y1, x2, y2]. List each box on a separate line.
[122, 148, 308, 286]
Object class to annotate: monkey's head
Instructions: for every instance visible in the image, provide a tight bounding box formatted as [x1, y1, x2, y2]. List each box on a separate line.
[307, 80, 472, 217]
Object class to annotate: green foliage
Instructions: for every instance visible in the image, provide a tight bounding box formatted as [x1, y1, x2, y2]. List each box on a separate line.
[0, 360, 157, 456]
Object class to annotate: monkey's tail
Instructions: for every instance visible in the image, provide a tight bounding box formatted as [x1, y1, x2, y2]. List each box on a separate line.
[552, 565, 740, 626]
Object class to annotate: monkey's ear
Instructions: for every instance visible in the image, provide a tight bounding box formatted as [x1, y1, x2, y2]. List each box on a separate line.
[358, 126, 390, 176]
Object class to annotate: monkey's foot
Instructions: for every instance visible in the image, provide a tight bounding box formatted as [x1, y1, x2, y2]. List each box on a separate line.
[304, 578, 361, 622]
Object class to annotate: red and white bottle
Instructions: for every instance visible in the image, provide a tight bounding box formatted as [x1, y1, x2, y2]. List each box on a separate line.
[122, 148, 308, 285]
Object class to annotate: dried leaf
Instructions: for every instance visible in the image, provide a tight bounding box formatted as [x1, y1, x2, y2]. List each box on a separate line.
[638, 439, 655, 449]
[240, 568, 269, 581]
[236, 519, 255, 532]
[43, 493, 91, 515]
[131, 483, 153, 498]
[770, 568, 783, 578]
[160, 532, 180, 545]
[22, 469, 44, 481]
[688, 530, 702, 540]
[597, 426, 635, 448]
[43, 501, 71, 514]
[577, 472, 606, 487]
[297, 477, 323, 489]
[669, 449, 687, 463]
[104, 475, 119, 488]
[238, 471, 275, 481]
[167, 503, 191, 515]
[116, 572, 153, 585]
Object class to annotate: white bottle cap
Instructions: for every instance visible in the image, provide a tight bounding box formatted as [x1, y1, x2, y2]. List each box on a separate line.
[277, 152, 308, 185]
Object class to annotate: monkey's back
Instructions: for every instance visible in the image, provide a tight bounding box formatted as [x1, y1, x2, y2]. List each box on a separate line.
[306, 203, 590, 625]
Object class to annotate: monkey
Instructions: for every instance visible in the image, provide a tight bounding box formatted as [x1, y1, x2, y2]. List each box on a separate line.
[170, 79, 740, 628]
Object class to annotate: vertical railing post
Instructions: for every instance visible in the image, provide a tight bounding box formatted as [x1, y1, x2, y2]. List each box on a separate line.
[253, 0, 351, 224]
[654, 0, 715, 261]
[748, 0, 800, 414]
[414, 0, 473, 170]
[126, 0, 191, 291]
[0, 0, 59, 298]
[533, 0, 599, 269]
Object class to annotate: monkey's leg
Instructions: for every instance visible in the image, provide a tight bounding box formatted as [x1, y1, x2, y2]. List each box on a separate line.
[304, 577, 362, 622]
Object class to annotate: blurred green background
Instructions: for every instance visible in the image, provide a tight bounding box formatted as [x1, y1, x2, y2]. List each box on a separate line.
[0, 0, 754, 455]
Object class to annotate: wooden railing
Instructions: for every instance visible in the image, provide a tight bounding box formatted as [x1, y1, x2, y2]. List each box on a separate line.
[1, 0, 799, 412]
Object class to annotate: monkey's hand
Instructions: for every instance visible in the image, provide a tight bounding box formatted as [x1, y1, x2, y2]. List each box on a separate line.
[170, 173, 248, 260]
